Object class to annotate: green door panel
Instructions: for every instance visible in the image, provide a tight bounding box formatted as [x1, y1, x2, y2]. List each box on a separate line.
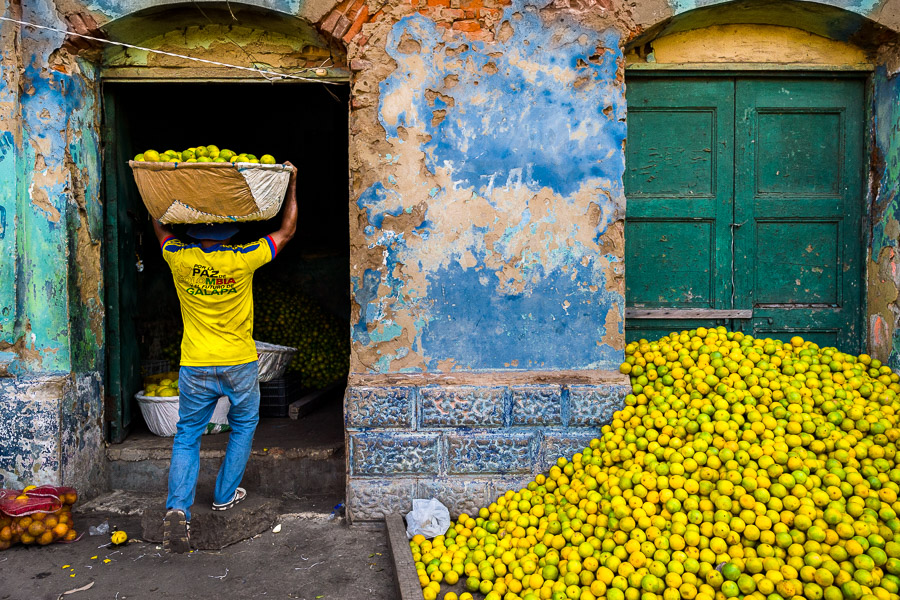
[627, 220, 716, 306]
[103, 89, 142, 443]
[625, 75, 865, 350]
[625, 78, 735, 341]
[734, 78, 864, 351]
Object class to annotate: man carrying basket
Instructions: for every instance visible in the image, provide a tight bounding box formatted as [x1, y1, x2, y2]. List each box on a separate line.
[150, 162, 298, 553]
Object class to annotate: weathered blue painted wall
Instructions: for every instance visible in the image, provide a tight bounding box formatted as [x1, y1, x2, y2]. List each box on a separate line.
[350, 2, 627, 374]
[0, 5, 20, 349]
[869, 65, 900, 369]
[4, 0, 900, 515]
[0, 0, 105, 496]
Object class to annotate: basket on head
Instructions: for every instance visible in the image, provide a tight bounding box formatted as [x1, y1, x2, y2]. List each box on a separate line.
[129, 161, 293, 224]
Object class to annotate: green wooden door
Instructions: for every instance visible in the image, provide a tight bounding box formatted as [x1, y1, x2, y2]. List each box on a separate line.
[734, 79, 864, 350]
[625, 75, 864, 351]
[103, 89, 142, 443]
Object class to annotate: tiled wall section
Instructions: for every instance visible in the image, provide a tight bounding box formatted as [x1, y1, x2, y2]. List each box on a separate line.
[345, 383, 629, 522]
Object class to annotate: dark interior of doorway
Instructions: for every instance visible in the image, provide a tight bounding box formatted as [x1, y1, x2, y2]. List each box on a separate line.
[103, 81, 350, 443]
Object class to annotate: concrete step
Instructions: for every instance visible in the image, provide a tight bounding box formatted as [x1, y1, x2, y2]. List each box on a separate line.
[107, 401, 346, 498]
[80, 490, 347, 551]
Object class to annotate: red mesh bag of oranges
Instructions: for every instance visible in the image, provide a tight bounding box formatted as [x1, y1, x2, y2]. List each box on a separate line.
[0, 485, 79, 550]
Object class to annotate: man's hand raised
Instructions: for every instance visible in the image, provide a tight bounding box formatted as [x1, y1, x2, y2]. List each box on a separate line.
[284, 161, 298, 185]
[269, 162, 298, 253]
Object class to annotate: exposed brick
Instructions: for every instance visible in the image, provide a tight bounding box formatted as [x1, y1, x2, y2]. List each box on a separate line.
[481, 8, 503, 19]
[319, 9, 343, 35]
[452, 20, 481, 32]
[464, 9, 476, 18]
[466, 29, 495, 42]
[349, 432, 440, 476]
[332, 14, 353, 39]
[428, 0, 451, 5]
[351, 95, 374, 109]
[444, 8, 465, 18]
[343, 5, 369, 44]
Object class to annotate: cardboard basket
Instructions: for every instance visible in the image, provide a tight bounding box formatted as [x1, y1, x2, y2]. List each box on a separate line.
[129, 161, 293, 224]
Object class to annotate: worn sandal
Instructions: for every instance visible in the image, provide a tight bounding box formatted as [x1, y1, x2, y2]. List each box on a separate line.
[212, 487, 247, 511]
[162, 509, 191, 554]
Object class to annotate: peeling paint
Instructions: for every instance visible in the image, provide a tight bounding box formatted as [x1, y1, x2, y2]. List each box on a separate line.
[3, 0, 900, 509]
[103, 22, 334, 71]
[349, 1, 627, 374]
[669, 0, 881, 19]
[870, 63, 900, 368]
[627, 23, 870, 64]
[0, 0, 104, 497]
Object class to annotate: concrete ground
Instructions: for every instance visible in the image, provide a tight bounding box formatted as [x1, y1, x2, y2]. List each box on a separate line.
[0, 492, 396, 600]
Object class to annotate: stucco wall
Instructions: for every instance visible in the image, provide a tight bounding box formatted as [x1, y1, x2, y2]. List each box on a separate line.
[869, 61, 900, 367]
[4, 0, 900, 515]
[348, 3, 627, 375]
[0, 0, 105, 495]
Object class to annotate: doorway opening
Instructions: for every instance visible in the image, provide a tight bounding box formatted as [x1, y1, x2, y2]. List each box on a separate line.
[624, 73, 866, 351]
[102, 81, 351, 450]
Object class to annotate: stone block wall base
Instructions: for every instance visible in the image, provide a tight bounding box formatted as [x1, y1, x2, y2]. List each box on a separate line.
[0, 373, 106, 500]
[343, 373, 629, 524]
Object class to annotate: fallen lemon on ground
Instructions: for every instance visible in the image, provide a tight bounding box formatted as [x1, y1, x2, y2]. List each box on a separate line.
[412, 328, 900, 600]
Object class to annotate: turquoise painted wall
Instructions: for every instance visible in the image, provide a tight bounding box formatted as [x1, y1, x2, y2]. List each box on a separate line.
[0, 6, 19, 347]
[1, 0, 900, 495]
[0, 0, 104, 492]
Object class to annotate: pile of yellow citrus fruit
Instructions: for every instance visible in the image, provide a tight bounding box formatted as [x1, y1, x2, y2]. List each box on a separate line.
[133, 145, 277, 165]
[141, 370, 180, 398]
[412, 328, 900, 600]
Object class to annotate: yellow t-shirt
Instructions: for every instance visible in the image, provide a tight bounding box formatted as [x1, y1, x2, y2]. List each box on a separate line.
[161, 235, 276, 366]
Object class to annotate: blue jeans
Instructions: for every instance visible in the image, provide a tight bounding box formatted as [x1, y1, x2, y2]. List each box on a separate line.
[166, 361, 260, 521]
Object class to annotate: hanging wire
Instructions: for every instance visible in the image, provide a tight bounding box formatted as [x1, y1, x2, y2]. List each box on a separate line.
[190, 0, 274, 79]
[0, 15, 342, 84]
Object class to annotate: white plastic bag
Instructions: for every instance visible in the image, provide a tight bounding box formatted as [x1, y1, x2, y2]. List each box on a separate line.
[405, 498, 451, 540]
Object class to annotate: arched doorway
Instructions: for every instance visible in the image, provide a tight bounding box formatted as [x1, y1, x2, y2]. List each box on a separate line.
[98, 3, 351, 462]
[621, 1, 899, 353]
